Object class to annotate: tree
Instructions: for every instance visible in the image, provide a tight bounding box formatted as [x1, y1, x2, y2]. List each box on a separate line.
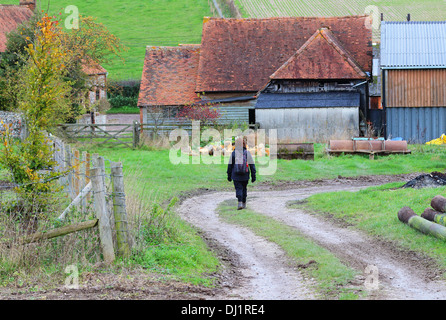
[0, 11, 126, 116]
[0, 11, 126, 227]
[0, 11, 44, 111]
[176, 102, 221, 127]
[0, 14, 72, 221]
[58, 14, 126, 116]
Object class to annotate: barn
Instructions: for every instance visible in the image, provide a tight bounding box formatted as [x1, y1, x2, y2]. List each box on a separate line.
[255, 27, 371, 142]
[381, 21, 446, 143]
[138, 16, 373, 140]
[137, 45, 203, 131]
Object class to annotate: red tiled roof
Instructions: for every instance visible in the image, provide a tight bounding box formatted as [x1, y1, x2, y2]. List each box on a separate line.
[138, 45, 201, 106]
[270, 28, 367, 80]
[82, 59, 107, 75]
[0, 5, 33, 52]
[196, 16, 373, 92]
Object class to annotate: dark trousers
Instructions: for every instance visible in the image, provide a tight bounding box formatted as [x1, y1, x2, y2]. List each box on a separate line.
[233, 180, 248, 203]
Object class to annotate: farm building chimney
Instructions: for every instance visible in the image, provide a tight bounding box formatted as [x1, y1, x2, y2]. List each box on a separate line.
[20, 0, 36, 11]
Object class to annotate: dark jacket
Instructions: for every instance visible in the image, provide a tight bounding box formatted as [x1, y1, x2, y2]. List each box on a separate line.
[227, 148, 256, 182]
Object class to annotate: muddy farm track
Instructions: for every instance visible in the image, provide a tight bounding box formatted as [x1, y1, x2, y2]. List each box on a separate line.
[179, 174, 446, 300]
[2, 174, 446, 300]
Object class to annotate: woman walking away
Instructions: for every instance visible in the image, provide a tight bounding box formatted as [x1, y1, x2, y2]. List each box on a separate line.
[227, 137, 256, 210]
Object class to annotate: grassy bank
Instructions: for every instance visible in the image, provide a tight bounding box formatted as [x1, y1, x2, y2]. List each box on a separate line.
[290, 182, 446, 273]
[87, 143, 446, 202]
[2, 0, 212, 80]
[1, 142, 446, 290]
[76, 143, 446, 284]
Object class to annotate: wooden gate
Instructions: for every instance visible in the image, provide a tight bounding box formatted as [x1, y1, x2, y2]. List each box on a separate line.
[57, 121, 141, 148]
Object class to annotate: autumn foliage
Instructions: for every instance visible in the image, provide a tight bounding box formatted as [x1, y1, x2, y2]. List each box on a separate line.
[0, 15, 71, 220]
[176, 102, 221, 126]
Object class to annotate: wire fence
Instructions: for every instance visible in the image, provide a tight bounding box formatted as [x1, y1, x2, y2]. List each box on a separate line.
[0, 135, 131, 265]
[51, 135, 131, 262]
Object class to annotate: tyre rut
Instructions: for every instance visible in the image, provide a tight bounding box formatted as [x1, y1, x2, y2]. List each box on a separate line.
[178, 181, 446, 300]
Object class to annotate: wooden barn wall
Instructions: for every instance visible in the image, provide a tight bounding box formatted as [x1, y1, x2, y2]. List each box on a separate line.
[256, 107, 359, 143]
[140, 94, 255, 134]
[386, 69, 446, 107]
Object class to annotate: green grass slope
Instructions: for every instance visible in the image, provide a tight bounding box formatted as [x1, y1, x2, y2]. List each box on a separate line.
[235, 0, 446, 21]
[2, 0, 212, 80]
[234, 0, 446, 40]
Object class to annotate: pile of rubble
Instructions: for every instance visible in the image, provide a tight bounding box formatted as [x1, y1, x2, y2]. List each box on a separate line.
[402, 171, 446, 189]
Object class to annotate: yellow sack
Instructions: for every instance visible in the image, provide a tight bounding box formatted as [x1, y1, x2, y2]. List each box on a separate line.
[426, 134, 446, 145]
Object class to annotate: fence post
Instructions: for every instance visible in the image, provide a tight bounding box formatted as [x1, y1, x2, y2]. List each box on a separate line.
[90, 161, 115, 264]
[111, 162, 131, 258]
[57, 139, 65, 186]
[20, 117, 28, 141]
[80, 151, 87, 210]
[85, 152, 91, 203]
[65, 144, 74, 199]
[73, 149, 80, 198]
[133, 121, 140, 149]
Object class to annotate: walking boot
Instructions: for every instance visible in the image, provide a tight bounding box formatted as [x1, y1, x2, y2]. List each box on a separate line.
[242, 202, 246, 209]
[237, 202, 243, 210]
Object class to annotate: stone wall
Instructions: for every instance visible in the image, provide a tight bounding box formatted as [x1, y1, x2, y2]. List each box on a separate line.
[0, 111, 24, 138]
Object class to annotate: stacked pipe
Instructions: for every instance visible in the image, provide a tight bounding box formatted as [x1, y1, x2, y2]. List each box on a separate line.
[328, 139, 410, 153]
[421, 195, 446, 227]
[398, 195, 446, 240]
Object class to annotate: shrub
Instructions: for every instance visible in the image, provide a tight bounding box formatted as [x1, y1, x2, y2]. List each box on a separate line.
[107, 79, 140, 109]
[108, 95, 138, 109]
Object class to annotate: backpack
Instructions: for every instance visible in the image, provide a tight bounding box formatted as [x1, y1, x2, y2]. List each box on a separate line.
[234, 149, 249, 175]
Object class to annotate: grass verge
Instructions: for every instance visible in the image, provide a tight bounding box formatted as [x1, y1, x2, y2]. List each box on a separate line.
[2, 142, 446, 290]
[106, 107, 140, 114]
[289, 182, 446, 274]
[75, 143, 446, 285]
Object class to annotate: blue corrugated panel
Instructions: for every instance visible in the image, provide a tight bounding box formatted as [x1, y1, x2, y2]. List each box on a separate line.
[386, 107, 446, 143]
[381, 21, 446, 69]
[255, 92, 360, 109]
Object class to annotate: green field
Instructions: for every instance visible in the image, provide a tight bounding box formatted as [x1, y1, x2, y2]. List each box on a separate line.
[235, 0, 446, 40]
[4, 0, 444, 79]
[1, 0, 213, 80]
[235, 0, 446, 21]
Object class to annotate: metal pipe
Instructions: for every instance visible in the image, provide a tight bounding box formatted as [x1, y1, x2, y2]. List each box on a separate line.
[352, 80, 368, 88]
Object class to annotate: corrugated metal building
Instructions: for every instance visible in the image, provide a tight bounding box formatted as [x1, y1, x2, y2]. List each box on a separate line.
[381, 21, 446, 143]
[256, 92, 361, 142]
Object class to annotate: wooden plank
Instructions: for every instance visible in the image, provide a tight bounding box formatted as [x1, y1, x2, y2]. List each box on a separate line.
[58, 182, 92, 221]
[91, 165, 115, 264]
[111, 162, 131, 257]
[73, 149, 80, 197]
[4, 219, 99, 246]
[387, 69, 446, 107]
[57, 123, 138, 148]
